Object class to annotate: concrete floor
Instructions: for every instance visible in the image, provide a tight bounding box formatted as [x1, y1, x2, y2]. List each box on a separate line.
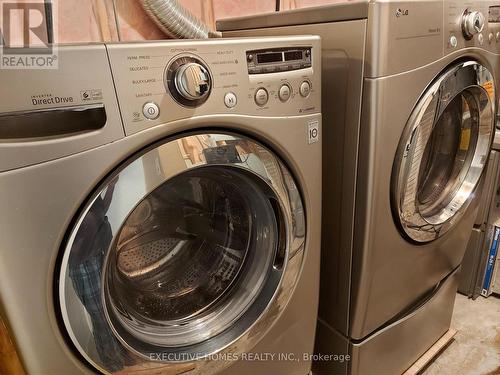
[423, 293, 500, 375]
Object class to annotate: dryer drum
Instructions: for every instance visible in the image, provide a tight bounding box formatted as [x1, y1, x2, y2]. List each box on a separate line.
[393, 61, 495, 242]
[416, 90, 478, 217]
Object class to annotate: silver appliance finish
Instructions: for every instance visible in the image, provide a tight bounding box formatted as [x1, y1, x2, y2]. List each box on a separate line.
[0, 36, 322, 375]
[458, 133, 500, 298]
[218, 1, 499, 374]
[460, 130, 500, 297]
[458, 149, 500, 298]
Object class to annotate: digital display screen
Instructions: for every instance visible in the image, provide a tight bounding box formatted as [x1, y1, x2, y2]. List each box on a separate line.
[257, 52, 283, 64]
[489, 6, 500, 23]
[284, 51, 303, 61]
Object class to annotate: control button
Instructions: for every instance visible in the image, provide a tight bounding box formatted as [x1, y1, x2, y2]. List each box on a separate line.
[496, 31, 500, 41]
[449, 35, 458, 48]
[142, 102, 159, 120]
[299, 81, 311, 97]
[255, 88, 269, 106]
[224, 92, 237, 108]
[278, 84, 291, 102]
[489, 33, 495, 43]
[478, 33, 484, 45]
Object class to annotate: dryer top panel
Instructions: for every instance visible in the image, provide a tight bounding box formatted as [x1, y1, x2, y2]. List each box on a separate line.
[218, 1, 500, 78]
[216, 0, 369, 31]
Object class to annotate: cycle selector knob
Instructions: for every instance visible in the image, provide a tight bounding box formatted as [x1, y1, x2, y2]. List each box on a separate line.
[166, 56, 211, 107]
[462, 9, 485, 40]
[175, 63, 210, 100]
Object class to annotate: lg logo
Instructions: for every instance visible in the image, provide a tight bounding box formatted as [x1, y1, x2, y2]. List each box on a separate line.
[396, 8, 409, 17]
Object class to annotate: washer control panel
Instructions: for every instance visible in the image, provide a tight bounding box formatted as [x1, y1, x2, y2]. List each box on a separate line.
[106, 37, 320, 135]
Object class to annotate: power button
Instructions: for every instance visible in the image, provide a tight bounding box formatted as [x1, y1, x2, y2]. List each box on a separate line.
[143, 102, 160, 120]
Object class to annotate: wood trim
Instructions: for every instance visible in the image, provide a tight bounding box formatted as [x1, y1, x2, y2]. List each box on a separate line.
[0, 316, 25, 375]
[403, 328, 458, 375]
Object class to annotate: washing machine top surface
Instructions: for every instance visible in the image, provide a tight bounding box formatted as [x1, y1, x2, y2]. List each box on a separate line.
[106, 36, 320, 136]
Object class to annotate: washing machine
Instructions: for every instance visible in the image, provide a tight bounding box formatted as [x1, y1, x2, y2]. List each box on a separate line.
[218, 1, 499, 374]
[0, 36, 322, 375]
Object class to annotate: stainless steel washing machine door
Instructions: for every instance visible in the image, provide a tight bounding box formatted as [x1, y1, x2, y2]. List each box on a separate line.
[393, 61, 495, 243]
[58, 132, 306, 373]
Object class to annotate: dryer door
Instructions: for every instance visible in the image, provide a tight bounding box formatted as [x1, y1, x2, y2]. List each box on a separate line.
[393, 61, 495, 243]
[58, 132, 306, 373]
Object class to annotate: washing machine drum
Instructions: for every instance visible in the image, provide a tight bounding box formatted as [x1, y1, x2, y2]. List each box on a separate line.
[392, 61, 495, 242]
[58, 132, 306, 373]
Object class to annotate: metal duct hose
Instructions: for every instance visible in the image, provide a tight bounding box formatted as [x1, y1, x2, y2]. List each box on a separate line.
[139, 0, 221, 39]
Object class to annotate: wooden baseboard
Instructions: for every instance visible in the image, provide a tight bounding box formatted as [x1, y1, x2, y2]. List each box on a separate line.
[0, 316, 25, 375]
[403, 328, 458, 375]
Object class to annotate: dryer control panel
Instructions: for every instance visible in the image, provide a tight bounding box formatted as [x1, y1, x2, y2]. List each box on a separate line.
[444, 1, 500, 52]
[106, 36, 321, 135]
[364, 0, 500, 77]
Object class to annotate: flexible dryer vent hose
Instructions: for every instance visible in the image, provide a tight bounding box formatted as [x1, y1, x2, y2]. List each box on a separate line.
[139, 0, 221, 39]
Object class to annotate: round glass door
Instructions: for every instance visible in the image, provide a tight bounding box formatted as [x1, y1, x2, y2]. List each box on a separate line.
[106, 166, 279, 347]
[392, 61, 494, 242]
[58, 133, 306, 373]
